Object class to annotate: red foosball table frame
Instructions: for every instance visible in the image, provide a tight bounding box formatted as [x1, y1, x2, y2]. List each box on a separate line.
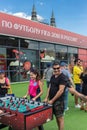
[0, 97, 53, 130]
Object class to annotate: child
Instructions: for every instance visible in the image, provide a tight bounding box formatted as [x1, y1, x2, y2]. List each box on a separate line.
[24, 68, 43, 102]
[24, 68, 44, 130]
[80, 67, 87, 111]
[0, 70, 10, 97]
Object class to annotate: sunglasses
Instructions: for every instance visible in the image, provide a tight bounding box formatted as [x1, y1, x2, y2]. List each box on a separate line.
[53, 67, 60, 70]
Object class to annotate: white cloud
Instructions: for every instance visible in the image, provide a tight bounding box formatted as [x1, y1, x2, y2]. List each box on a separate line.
[13, 12, 31, 20]
[37, 14, 44, 21]
[0, 10, 45, 22]
[13, 12, 44, 22]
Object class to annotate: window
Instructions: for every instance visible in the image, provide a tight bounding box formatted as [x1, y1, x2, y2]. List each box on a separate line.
[68, 47, 78, 64]
[55, 45, 68, 62]
[0, 48, 6, 70]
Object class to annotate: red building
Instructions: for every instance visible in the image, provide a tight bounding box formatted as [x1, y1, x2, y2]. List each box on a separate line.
[0, 12, 87, 82]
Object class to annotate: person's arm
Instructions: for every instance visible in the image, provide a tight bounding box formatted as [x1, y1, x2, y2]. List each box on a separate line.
[42, 69, 47, 80]
[48, 84, 65, 105]
[23, 91, 29, 98]
[32, 80, 43, 101]
[6, 78, 10, 89]
[0, 110, 3, 114]
[69, 77, 75, 88]
[66, 70, 75, 88]
[68, 87, 87, 101]
[1, 78, 10, 89]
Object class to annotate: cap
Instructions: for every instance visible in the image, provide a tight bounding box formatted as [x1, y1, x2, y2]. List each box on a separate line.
[0, 70, 5, 74]
[60, 62, 67, 67]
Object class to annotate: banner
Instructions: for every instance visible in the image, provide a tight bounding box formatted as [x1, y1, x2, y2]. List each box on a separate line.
[0, 12, 87, 48]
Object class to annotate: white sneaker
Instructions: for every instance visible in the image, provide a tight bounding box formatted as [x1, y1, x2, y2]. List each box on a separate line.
[65, 107, 69, 111]
[75, 104, 81, 108]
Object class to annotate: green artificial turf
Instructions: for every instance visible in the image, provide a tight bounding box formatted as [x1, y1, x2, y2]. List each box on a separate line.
[1, 82, 87, 130]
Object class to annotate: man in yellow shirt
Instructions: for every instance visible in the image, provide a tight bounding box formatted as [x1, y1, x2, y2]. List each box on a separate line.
[73, 59, 83, 108]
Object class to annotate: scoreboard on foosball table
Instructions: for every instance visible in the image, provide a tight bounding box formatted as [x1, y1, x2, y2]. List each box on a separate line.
[0, 96, 53, 130]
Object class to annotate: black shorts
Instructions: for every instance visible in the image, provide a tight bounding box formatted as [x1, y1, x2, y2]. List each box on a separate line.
[53, 100, 64, 117]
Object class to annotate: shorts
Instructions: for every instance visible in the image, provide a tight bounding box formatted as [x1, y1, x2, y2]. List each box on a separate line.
[53, 100, 64, 117]
[75, 84, 82, 93]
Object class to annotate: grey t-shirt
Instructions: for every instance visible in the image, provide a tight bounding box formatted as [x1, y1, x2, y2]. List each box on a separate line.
[44, 67, 53, 81]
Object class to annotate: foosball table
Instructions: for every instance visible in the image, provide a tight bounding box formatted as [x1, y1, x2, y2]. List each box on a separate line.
[0, 96, 53, 130]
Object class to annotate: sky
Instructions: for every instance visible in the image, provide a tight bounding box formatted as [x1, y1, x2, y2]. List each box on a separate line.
[0, 0, 87, 36]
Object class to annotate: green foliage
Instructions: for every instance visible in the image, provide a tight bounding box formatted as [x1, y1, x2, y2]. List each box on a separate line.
[1, 82, 87, 130]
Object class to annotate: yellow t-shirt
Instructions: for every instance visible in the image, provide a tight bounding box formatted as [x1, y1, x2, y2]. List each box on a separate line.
[73, 65, 83, 84]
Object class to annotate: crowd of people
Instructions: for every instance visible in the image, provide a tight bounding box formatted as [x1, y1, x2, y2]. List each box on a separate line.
[43, 59, 87, 130]
[0, 58, 87, 130]
[43, 60, 87, 130]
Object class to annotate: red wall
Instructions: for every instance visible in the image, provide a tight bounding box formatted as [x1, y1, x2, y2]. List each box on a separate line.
[78, 49, 87, 66]
[0, 12, 87, 48]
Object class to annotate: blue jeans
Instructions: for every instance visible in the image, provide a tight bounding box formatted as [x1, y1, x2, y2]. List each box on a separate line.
[75, 84, 82, 93]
